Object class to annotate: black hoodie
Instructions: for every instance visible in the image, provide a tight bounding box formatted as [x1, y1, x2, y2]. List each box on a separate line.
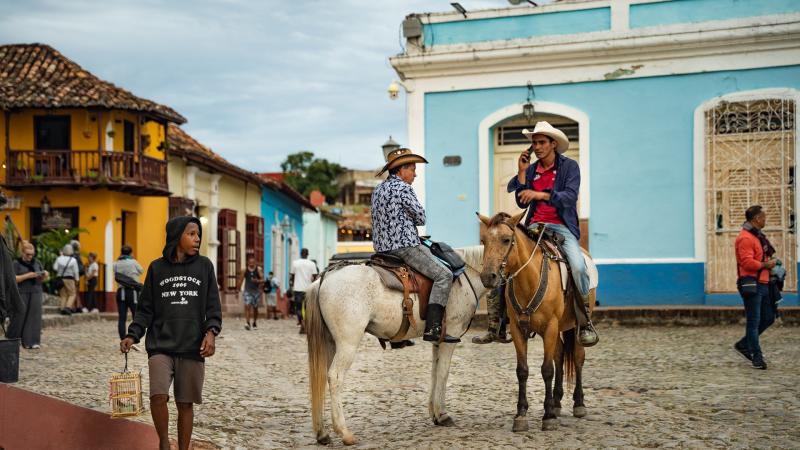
[127, 216, 222, 361]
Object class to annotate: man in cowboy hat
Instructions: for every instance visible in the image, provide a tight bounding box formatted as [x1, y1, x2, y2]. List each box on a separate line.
[371, 148, 461, 343]
[478, 121, 598, 347]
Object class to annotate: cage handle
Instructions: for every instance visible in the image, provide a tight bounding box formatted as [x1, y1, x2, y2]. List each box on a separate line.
[123, 352, 128, 372]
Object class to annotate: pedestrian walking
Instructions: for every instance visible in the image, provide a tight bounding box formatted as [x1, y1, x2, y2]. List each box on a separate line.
[264, 271, 279, 320]
[11, 241, 48, 349]
[114, 245, 144, 340]
[120, 216, 222, 450]
[71, 240, 86, 312]
[734, 205, 779, 370]
[85, 252, 100, 312]
[289, 248, 318, 334]
[53, 244, 79, 315]
[238, 257, 263, 330]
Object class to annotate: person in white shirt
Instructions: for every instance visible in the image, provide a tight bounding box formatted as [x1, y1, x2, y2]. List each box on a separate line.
[85, 252, 100, 313]
[289, 248, 318, 334]
[53, 244, 80, 315]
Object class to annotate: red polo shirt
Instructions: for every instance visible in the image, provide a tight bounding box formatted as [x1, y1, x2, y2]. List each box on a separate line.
[530, 162, 563, 226]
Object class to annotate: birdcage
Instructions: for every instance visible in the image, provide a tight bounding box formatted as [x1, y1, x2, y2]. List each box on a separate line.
[109, 353, 144, 418]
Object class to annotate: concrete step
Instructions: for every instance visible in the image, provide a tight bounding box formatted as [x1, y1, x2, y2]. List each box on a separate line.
[41, 312, 115, 329]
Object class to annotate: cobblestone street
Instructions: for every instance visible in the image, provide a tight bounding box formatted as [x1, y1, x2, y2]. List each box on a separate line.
[16, 318, 799, 449]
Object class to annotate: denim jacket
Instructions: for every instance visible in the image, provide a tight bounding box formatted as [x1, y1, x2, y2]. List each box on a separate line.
[507, 153, 581, 240]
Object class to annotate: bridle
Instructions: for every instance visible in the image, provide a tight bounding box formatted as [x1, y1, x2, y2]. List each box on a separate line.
[493, 221, 549, 338]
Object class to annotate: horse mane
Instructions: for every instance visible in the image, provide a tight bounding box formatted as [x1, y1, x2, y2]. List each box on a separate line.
[455, 245, 484, 272]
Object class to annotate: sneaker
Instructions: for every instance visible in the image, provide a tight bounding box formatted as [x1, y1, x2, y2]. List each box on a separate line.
[90, 308, 99, 313]
[252, 322, 258, 329]
[734, 343, 752, 362]
[81, 307, 89, 313]
[245, 324, 251, 331]
[31, 344, 41, 350]
[60, 308, 72, 316]
[752, 357, 767, 370]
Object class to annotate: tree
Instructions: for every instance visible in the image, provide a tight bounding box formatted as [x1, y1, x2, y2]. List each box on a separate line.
[281, 151, 344, 201]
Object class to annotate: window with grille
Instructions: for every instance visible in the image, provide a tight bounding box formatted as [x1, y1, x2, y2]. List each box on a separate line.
[496, 124, 579, 146]
[217, 209, 240, 292]
[168, 197, 195, 219]
[245, 215, 264, 267]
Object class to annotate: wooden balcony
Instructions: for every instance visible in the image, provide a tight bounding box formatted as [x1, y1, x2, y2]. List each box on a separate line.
[4, 149, 170, 196]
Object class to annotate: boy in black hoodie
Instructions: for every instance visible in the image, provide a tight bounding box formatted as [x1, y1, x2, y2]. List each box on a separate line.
[120, 216, 222, 450]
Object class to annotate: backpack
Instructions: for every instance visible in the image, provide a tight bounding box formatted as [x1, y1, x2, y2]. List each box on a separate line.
[420, 239, 465, 276]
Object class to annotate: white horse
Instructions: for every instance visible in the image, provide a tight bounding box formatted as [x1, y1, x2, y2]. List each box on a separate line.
[306, 246, 488, 446]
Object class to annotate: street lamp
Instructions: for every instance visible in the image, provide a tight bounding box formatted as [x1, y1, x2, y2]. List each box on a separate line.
[522, 82, 536, 123]
[280, 215, 291, 234]
[382, 136, 401, 162]
[40, 195, 51, 216]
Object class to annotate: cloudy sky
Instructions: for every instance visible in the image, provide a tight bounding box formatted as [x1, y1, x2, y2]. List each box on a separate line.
[0, 0, 510, 172]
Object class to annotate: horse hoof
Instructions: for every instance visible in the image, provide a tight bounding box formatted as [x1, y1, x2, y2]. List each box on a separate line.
[553, 407, 561, 417]
[342, 434, 358, 446]
[542, 418, 559, 431]
[316, 434, 331, 445]
[434, 414, 456, 427]
[573, 406, 587, 418]
[512, 417, 529, 432]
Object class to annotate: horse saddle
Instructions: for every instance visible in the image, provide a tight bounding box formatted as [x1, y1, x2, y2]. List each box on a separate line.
[368, 253, 433, 343]
[525, 226, 599, 292]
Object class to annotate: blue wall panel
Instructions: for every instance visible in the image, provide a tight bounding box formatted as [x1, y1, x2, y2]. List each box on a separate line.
[630, 0, 799, 29]
[423, 7, 610, 47]
[596, 263, 705, 305]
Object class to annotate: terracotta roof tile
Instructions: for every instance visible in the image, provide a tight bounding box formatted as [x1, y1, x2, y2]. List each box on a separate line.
[0, 43, 185, 123]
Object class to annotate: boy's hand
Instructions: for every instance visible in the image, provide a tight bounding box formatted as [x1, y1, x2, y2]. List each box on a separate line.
[120, 337, 135, 353]
[200, 332, 216, 357]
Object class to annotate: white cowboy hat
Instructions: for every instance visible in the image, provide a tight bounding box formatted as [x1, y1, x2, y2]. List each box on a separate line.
[521, 121, 569, 153]
[376, 147, 429, 176]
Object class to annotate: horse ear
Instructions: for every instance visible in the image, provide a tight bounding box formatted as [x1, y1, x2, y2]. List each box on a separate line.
[476, 212, 491, 226]
[510, 211, 526, 226]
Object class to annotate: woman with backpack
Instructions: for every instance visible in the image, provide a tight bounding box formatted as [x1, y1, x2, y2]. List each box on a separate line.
[53, 244, 79, 315]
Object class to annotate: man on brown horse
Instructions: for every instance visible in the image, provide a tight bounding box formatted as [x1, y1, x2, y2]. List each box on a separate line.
[474, 121, 598, 347]
[371, 147, 461, 343]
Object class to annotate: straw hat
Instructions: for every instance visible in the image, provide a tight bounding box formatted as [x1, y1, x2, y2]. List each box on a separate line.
[521, 121, 569, 153]
[376, 147, 428, 176]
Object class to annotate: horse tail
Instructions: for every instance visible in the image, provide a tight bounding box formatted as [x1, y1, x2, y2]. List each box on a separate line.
[306, 281, 334, 443]
[562, 328, 576, 386]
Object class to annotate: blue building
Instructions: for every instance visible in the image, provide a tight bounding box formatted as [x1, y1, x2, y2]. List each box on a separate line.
[390, 0, 800, 306]
[259, 174, 316, 293]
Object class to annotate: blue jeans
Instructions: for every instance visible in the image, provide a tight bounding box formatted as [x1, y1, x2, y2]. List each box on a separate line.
[529, 223, 590, 297]
[737, 283, 774, 359]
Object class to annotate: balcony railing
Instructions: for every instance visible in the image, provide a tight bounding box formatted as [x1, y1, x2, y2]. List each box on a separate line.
[5, 149, 169, 195]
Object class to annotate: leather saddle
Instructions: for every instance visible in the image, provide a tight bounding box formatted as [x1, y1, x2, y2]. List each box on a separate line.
[368, 253, 434, 341]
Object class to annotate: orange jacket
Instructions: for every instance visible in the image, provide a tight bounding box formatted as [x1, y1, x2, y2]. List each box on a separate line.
[735, 228, 769, 283]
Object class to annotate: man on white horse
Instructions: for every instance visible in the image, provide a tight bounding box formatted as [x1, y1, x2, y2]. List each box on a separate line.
[507, 121, 598, 347]
[371, 147, 461, 344]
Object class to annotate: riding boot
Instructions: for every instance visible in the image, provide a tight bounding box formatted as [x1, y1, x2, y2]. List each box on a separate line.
[423, 304, 461, 343]
[575, 294, 599, 347]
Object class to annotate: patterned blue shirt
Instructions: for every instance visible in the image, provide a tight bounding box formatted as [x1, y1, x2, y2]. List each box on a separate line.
[371, 174, 426, 252]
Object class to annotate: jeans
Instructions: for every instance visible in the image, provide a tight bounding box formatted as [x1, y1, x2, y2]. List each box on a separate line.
[737, 283, 774, 360]
[387, 244, 451, 306]
[117, 288, 137, 340]
[530, 223, 590, 297]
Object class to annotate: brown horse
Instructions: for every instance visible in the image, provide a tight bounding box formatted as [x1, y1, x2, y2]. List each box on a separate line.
[478, 212, 595, 432]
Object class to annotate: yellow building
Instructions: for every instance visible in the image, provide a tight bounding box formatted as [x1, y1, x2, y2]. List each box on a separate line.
[166, 124, 263, 312]
[0, 44, 186, 309]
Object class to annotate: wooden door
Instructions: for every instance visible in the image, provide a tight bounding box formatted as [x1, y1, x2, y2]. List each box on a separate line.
[705, 98, 796, 292]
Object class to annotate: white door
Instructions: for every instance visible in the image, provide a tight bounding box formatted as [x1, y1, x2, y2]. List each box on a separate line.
[705, 98, 796, 292]
[271, 226, 283, 291]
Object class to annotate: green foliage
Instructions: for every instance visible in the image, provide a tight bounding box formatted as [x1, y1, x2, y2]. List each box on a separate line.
[281, 151, 344, 201]
[33, 227, 88, 286]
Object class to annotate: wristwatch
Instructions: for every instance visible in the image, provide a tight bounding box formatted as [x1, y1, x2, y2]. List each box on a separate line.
[207, 327, 220, 336]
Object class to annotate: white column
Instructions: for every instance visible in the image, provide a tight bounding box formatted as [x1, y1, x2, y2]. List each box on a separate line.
[207, 173, 222, 271]
[185, 165, 198, 205]
[405, 81, 426, 235]
[104, 220, 114, 292]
